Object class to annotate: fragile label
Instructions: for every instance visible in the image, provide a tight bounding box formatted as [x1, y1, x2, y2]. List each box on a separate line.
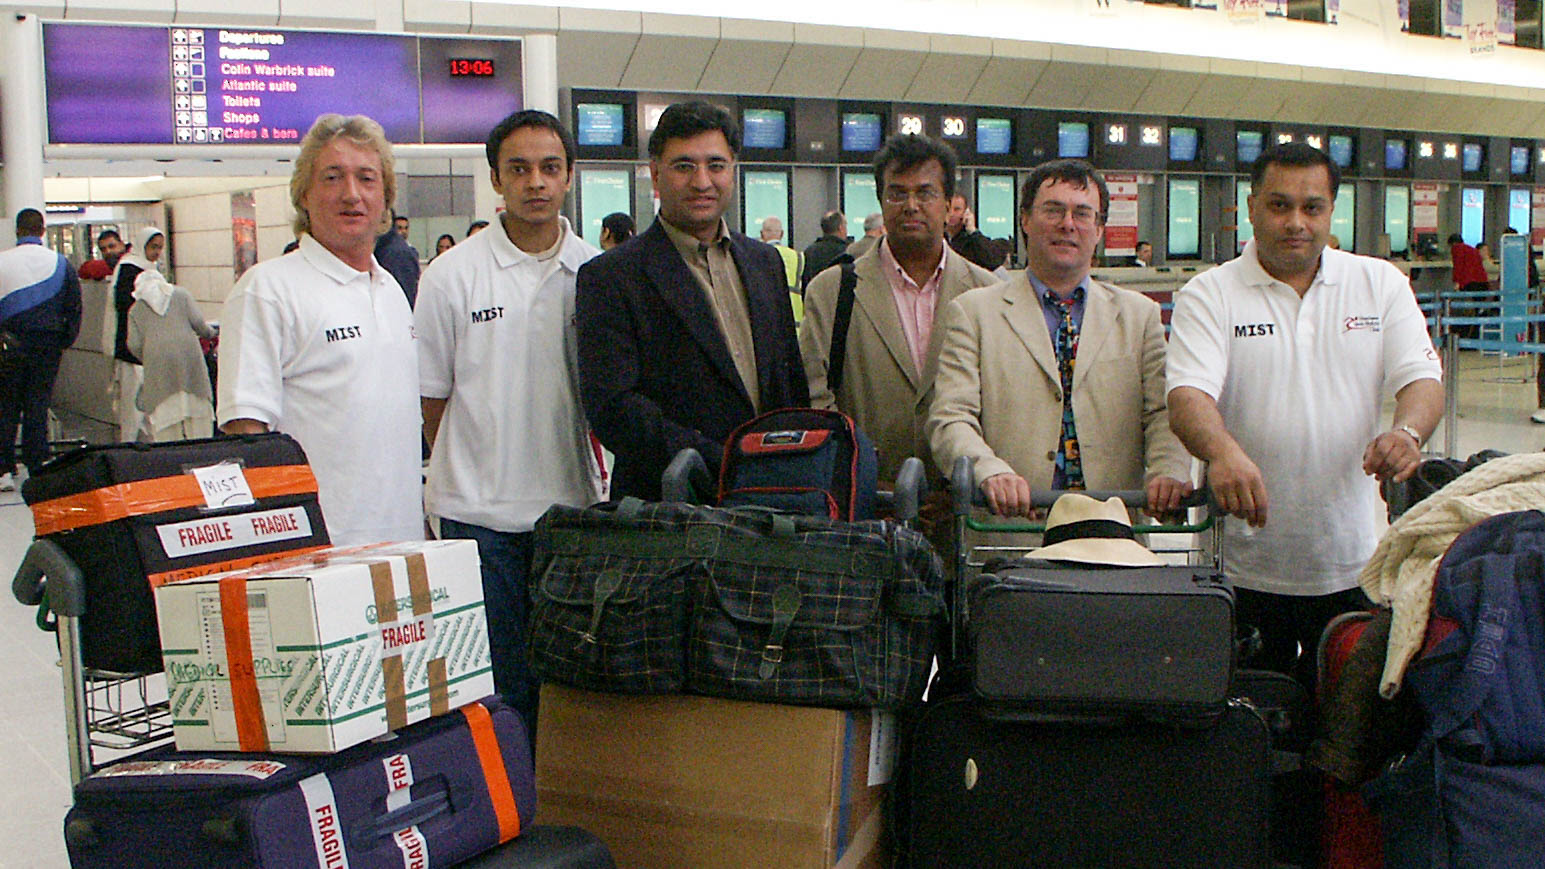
[300, 773, 351, 869]
[157, 506, 312, 558]
[94, 758, 286, 779]
[379, 612, 435, 659]
[191, 462, 256, 509]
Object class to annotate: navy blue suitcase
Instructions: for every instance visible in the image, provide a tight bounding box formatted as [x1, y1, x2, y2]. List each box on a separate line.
[64, 698, 535, 868]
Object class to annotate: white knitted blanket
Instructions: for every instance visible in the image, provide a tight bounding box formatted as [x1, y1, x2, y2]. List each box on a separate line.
[1359, 452, 1545, 698]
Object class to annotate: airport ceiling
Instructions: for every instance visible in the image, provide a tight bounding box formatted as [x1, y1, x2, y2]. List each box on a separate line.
[532, 10, 1545, 139]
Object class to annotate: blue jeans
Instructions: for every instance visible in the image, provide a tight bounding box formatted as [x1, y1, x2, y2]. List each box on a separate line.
[437, 519, 538, 743]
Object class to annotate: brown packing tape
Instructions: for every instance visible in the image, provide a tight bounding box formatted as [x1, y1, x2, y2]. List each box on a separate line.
[407, 552, 451, 716]
[370, 561, 409, 732]
[406, 552, 433, 615]
[429, 658, 450, 717]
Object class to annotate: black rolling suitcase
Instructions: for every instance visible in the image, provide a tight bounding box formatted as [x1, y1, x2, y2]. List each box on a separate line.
[967, 563, 1235, 718]
[896, 692, 1273, 868]
[453, 825, 615, 868]
[22, 433, 329, 673]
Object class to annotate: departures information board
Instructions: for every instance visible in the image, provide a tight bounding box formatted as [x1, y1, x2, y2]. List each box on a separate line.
[43, 23, 522, 146]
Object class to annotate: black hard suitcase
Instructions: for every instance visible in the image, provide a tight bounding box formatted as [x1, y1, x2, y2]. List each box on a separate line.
[967, 563, 1235, 717]
[64, 697, 536, 869]
[895, 693, 1272, 868]
[21, 433, 329, 673]
[454, 825, 615, 867]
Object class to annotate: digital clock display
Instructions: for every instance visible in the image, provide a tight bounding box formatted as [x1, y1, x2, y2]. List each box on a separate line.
[449, 58, 495, 77]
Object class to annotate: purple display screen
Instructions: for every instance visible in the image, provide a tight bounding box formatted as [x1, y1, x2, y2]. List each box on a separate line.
[43, 23, 522, 146]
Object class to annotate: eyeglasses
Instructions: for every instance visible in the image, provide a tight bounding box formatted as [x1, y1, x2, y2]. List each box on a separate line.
[1034, 202, 1102, 227]
[882, 187, 943, 205]
[666, 158, 731, 178]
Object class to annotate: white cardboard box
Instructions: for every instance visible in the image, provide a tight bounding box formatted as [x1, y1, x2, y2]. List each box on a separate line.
[155, 539, 493, 754]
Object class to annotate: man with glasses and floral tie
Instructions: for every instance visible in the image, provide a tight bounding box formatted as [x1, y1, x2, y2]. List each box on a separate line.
[927, 159, 1192, 519]
[800, 133, 997, 494]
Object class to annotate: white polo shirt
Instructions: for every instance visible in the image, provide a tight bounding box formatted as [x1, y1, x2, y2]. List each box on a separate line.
[415, 217, 604, 533]
[217, 233, 423, 547]
[1167, 241, 1442, 596]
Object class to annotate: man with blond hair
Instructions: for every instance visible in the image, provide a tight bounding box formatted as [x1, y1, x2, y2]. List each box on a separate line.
[218, 114, 422, 546]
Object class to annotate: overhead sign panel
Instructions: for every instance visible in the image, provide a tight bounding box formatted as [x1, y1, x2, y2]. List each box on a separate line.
[43, 23, 522, 146]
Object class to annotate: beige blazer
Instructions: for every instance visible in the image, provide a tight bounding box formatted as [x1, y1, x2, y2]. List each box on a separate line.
[926, 271, 1190, 492]
[799, 245, 999, 483]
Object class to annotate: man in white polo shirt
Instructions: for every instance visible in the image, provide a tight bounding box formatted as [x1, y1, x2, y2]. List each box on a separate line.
[1167, 142, 1443, 685]
[415, 110, 603, 732]
[219, 114, 422, 547]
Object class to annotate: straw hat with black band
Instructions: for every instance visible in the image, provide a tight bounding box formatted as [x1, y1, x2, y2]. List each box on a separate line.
[1024, 492, 1163, 567]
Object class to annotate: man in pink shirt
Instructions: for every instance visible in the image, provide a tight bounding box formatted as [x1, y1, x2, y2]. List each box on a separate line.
[799, 133, 998, 490]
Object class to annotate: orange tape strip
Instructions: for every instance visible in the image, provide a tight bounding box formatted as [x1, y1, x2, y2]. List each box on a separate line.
[30, 464, 319, 537]
[219, 576, 269, 752]
[146, 545, 328, 589]
[460, 702, 521, 842]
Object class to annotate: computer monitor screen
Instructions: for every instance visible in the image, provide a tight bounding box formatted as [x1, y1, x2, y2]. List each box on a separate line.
[1057, 122, 1090, 159]
[976, 118, 1013, 155]
[576, 103, 625, 147]
[1462, 143, 1483, 173]
[1512, 145, 1531, 176]
[1328, 135, 1354, 168]
[841, 112, 883, 152]
[1168, 127, 1199, 162]
[742, 109, 787, 150]
[1385, 139, 1407, 171]
[1237, 130, 1264, 165]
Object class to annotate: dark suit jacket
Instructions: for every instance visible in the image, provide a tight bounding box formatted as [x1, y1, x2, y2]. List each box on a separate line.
[801, 235, 849, 289]
[949, 229, 1000, 271]
[577, 220, 809, 501]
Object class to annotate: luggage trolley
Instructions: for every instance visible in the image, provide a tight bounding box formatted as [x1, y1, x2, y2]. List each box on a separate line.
[13, 539, 173, 785]
[945, 455, 1222, 653]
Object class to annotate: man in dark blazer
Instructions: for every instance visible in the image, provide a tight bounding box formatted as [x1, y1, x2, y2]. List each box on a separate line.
[577, 101, 808, 501]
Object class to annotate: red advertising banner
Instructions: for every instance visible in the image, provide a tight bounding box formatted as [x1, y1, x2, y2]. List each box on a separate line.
[1104, 173, 1139, 256]
[1412, 183, 1440, 236]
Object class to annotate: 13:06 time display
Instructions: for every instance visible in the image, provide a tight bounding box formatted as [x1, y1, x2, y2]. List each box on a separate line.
[449, 58, 495, 77]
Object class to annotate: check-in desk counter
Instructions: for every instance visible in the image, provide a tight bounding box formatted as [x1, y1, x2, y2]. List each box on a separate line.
[51, 278, 118, 441]
[1090, 264, 1215, 325]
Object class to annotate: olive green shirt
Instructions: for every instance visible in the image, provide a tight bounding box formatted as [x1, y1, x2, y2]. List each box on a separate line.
[659, 216, 761, 412]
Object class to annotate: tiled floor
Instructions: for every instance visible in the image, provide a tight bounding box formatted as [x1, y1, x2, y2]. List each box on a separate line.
[2, 350, 1544, 867]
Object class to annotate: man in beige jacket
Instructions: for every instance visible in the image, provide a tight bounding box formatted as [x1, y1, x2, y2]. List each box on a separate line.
[928, 159, 1191, 517]
[800, 133, 998, 486]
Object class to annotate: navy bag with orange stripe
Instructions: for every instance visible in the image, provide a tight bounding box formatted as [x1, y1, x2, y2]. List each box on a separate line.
[22, 433, 330, 673]
[63, 696, 535, 868]
[717, 408, 879, 521]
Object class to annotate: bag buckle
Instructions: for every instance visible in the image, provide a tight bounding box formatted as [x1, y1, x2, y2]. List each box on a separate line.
[759, 584, 801, 679]
[579, 569, 623, 646]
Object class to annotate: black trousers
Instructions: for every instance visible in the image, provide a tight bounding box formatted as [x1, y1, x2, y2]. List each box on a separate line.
[0, 336, 64, 473]
[1235, 585, 1372, 692]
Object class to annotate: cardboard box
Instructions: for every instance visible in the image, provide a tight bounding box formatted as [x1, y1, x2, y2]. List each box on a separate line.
[155, 540, 494, 754]
[535, 684, 894, 868]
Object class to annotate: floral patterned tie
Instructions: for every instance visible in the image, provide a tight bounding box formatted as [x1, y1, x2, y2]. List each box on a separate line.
[1053, 293, 1085, 491]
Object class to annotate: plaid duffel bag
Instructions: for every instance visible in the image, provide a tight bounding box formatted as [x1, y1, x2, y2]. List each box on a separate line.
[531, 499, 945, 709]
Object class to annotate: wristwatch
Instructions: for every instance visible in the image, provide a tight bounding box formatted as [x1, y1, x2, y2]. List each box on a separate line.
[1394, 423, 1422, 445]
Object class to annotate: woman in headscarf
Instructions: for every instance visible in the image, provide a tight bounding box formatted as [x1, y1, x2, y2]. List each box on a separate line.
[124, 229, 217, 442]
[109, 227, 165, 441]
